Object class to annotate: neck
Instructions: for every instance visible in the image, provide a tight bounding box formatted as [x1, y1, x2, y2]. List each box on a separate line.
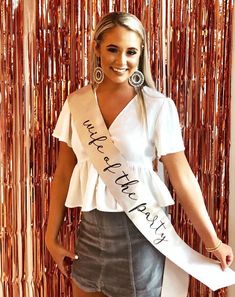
[96, 79, 134, 95]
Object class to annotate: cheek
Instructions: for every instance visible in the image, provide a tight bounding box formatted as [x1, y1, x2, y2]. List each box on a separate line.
[129, 56, 141, 68]
[101, 54, 115, 67]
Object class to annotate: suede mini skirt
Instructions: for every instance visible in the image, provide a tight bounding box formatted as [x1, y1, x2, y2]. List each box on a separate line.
[71, 209, 165, 297]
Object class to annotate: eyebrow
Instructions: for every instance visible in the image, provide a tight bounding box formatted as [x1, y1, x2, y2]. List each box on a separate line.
[106, 44, 139, 51]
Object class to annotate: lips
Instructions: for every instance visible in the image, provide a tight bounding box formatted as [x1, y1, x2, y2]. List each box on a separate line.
[111, 67, 127, 73]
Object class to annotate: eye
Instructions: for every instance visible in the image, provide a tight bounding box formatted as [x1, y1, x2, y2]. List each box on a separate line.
[127, 49, 138, 55]
[107, 47, 118, 53]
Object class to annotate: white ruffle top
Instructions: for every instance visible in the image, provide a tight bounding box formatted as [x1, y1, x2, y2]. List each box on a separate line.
[53, 86, 185, 211]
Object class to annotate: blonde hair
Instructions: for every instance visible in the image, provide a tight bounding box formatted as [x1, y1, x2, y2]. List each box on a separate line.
[91, 12, 155, 133]
[91, 12, 155, 89]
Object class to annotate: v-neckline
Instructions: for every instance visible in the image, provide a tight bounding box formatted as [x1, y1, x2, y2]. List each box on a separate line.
[94, 90, 138, 131]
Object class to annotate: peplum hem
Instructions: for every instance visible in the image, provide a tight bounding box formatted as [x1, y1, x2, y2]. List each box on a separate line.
[53, 85, 185, 212]
[64, 159, 175, 211]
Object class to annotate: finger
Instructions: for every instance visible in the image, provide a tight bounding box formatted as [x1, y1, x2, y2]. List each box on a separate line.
[220, 257, 228, 271]
[226, 255, 233, 266]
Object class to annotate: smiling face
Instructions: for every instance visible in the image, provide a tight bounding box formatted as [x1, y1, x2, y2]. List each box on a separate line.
[94, 25, 142, 87]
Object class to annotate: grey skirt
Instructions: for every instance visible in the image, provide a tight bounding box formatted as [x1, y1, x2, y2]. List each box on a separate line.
[71, 209, 165, 297]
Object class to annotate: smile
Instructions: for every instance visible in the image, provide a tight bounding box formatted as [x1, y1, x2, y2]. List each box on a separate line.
[111, 67, 127, 73]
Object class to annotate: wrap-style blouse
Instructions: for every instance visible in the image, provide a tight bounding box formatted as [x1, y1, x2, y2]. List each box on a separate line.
[53, 86, 185, 211]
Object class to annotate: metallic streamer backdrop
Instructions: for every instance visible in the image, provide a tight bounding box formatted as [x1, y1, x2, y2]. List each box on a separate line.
[0, 0, 233, 296]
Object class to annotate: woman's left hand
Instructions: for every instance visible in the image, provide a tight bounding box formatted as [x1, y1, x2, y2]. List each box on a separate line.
[212, 243, 234, 270]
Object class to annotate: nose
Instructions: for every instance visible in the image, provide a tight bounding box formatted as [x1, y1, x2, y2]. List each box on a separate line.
[116, 52, 127, 66]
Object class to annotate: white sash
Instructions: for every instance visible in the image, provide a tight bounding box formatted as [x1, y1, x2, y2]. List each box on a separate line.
[68, 85, 235, 295]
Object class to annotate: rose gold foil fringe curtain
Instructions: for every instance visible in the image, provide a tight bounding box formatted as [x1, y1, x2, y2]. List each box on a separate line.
[0, 1, 233, 296]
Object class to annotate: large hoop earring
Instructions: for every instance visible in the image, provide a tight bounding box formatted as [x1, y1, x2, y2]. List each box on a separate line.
[93, 67, 104, 84]
[128, 70, 144, 88]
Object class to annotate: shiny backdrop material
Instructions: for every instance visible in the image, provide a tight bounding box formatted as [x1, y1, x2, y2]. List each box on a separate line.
[0, 0, 233, 296]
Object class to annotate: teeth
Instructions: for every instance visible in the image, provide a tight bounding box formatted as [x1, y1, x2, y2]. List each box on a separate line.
[112, 67, 126, 73]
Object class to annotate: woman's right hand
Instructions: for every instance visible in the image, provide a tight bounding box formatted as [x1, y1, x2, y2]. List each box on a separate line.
[45, 238, 78, 278]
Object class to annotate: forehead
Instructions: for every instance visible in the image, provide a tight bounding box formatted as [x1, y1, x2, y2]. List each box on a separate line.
[100, 25, 142, 47]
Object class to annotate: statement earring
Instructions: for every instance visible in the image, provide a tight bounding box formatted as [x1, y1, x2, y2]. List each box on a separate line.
[93, 67, 104, 84]
[128, 70, 144, 88]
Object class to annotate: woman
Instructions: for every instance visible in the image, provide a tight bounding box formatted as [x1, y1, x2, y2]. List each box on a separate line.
[45, 12, 233, 297]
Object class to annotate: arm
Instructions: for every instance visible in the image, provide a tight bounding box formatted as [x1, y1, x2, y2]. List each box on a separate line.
[45, 141, 77, 276]
[161, 151, 233, 270]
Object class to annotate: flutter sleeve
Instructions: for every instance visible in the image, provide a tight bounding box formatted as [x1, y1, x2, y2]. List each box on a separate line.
[154, 97, 185, 159]
[52, 100, 72, 147]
